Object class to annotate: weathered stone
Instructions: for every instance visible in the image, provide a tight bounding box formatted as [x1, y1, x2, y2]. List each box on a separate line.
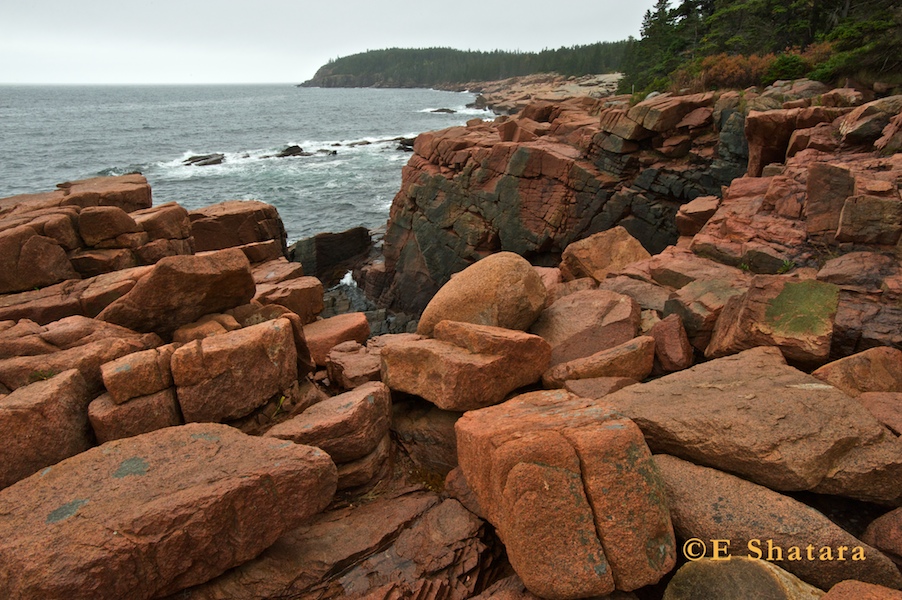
[456, 390, 675, 597]
[863, 507, 902, 568]
[171, 313, 241, 343]
[171, 318, 298, 423]
[563, 376, 639, 398]
[303, 312, 370, 366]
[250, 258, 304, 285]
[529, 289, 640, 367]
[0, 370, 92, 490]
[605, 347, 902, 503]
[77, 206, 142, 246]
[88, 389, 183, 443]
[0, 225, 79, 294]
[188, 200, 287, 255]
[627, 92, 715, 133]
[417, 252, 546, 336]
[806, 163, 856, 240]
[817, 252, 900, 293]
[560, 226, 652, 283]
[336, 433, 391, 491]
[292, 226, 371, 284]
[265, 381, 391, 463]
[542, 335, 655, 388]
[706, 277, 840, 364]
[169, 488, 497, 600]
[656, 454, 902, 591]
[0, 331, 160, 393]
[836, 195, 902, 245]
[812, 347, 902, 398]
[857, 393, 902, 435]
[392, 396, 462, 478]
[664, 279, 747, 352]
[56, 174, 152, 213]
[840, 96, 902, 145]
[253, 276, 324, 324]
[97, 249, 256, 337]
[595, 275, 672, 313]
[662, 557, 824, 600]
[822, 580, 902, 600]
[100, 343, 178, 404]
[675, 195, 720, 237]
[131, 202, 191, 241]
[382, 320, 551, 411]
[649, 313, 694, 372]
[0, 423, 337, 600]
[68, 248, 137, 277]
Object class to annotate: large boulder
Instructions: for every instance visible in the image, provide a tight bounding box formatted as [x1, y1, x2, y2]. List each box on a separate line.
[560, 226, 651, 283]
[812, 347, 902, 397]
[97, 248, 256, 337]
[0, 370, 92, 490]
[529, 289, 640, 367]
[303, 312, 371, 366]
[381, 320, 551, 411]
[542, 335, 656, 388]
[0, 225, 79, 294]
[656, 454, 902, 591]
[662, 557, 824, 600]
[706, 276, 840, 365]
[417, 252, 546, 336]
[100, 343, 178, 405]
[188, 200, 287, 255]
[171, 318, 298, 423]
[88, 389, 183, 444]
[0, 319, 160, 393]
[456, 390, 676, 598]
[168, 488, 498, 600]
[605, 347, 902, 504]
[265, 381, 391, 464]
[0, 423, 337, 600]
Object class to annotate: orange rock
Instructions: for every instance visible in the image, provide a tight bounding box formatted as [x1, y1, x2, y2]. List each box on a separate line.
[649, 313, 694, 372]
[812, 347, 902, 397]
[542, 335, 655, 388]
[382, 320, 551, 411]
[188, 199, 287, 254]
[456, 390, 675, 597]
[0, 370, 92, 490]
[266, 381, 391, 464]
[253, 276, 323, 324]
[97, 248, 256, 338]
[100, 343, 178, 404]
[857, 393, 902, 435]
[303, 312, 370, 366]
[172, 318, 298, 423]
[0, 225, 79, 294]
[88, 389, 182, 443]
[0, 423, 336, 600]
[417, 252, 546, 337]
[530, 289, 639, 367]
[706, 276, 840, 364]
[560, 226, 651, 283]
[823, 580, 902, 600]
[658, 454, 902, 591]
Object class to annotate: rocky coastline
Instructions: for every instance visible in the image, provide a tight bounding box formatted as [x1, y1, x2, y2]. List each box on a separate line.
[1, 77, 902, 600]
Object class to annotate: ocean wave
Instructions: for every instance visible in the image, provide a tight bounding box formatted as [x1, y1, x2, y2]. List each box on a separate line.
[417, 105, 492, 117]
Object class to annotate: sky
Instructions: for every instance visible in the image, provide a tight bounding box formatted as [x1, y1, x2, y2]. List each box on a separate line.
[0, 0, 657, 85]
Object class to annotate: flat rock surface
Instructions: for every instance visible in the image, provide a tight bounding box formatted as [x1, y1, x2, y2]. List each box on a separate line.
[0, 423, 337, 600]
[656, 454, 902, 591]
[604, 347, 902, 502]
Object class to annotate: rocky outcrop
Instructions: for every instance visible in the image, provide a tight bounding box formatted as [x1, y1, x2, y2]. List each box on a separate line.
[456, 390, 675, 597]
[605, 347, 902, 504]
[358, 90, 750, 314]
[0, 423, 337, 600]
[188, 200, 287, 256]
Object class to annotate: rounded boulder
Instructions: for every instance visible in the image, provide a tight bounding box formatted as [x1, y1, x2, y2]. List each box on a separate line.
[417, 252, 546, 336]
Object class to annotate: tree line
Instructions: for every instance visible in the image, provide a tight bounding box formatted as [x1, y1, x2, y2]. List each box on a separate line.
[300, 1, 900, 93]
[620, 0, 902, 93]
[300, 43, 627, 88]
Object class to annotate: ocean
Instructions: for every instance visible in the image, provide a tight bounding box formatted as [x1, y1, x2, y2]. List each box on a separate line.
[0, 85, 489, 243]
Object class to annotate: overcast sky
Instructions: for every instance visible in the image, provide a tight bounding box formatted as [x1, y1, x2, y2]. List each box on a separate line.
[0, 0, 657, 85]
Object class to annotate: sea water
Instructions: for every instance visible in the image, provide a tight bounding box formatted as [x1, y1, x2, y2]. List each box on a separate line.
[0, 85, 488, 243]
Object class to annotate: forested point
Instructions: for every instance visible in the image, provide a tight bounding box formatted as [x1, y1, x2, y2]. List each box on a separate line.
[299, 44, 627, 88]
[301, 0, 901, 94]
